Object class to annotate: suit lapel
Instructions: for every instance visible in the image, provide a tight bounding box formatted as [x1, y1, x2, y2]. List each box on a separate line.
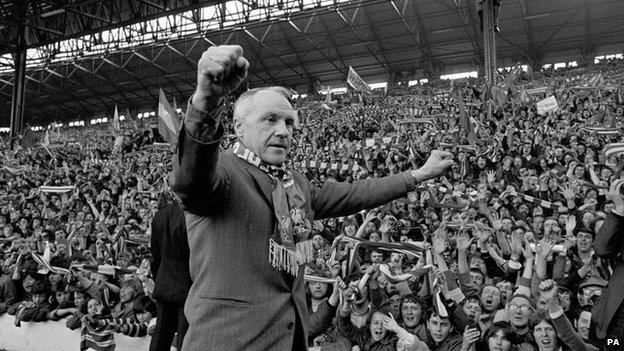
[227, 151, 274, 207]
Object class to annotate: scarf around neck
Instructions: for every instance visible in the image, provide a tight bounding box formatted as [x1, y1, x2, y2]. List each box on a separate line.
[233, 142, 314, 276]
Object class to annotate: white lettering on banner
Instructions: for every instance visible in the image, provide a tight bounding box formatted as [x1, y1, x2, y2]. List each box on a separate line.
[347, 66, 372, 92]
[536, 96, 559, 115]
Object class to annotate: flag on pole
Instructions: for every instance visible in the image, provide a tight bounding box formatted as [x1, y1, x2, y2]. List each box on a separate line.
[111, 105, 120, 133]
[158, 88, 181, 144]
[126, 107, 139, 130]
[19, 127, 40, 148]
[347, 66, 372, 92]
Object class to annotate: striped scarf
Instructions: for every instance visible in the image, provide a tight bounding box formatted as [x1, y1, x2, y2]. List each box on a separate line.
[604, 142, 624, 158]
[501, 191, 565, 211]
[233, 142, 314, 276]
[80, 316, 116, 351]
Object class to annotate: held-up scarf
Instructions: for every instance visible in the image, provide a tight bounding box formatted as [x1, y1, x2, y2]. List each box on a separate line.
[233, 142, 315, 276]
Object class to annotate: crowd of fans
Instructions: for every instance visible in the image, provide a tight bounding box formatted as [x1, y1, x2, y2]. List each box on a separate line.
[0, 56, 623, 351]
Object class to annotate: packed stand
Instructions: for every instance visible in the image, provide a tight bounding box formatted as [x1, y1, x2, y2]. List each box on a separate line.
[0, 57, 623, 351]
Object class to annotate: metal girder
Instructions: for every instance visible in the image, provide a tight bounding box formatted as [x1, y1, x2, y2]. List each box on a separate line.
[332, 0, 389, 72]
[102, 57, 157, 101]
[446, 0, 482, 64]
[71, 61, 133, 106]
[131, 49, 188, 97]
[518, 0, 534, 51]
[165, 43, 196, 70]
[287, 15, 346, 75]
[277, 22, 314, 83]
[242, 27, 309, 83]
[360, 6, 392, 72]
[536, 6, 584, 52]
[406, 0, 436, 75]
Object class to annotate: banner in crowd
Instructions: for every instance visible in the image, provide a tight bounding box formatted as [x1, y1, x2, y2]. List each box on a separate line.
[347, 66, 372, 92]
[536, 96, 559, 115]
[158, 88, 181, 144]
[566, 73, 604, 87]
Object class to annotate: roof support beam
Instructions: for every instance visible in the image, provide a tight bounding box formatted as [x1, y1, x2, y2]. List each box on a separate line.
[333, 0, 389, 72]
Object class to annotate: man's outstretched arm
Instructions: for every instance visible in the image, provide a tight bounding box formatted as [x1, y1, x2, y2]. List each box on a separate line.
[171, 45, 249, 214]
[312, 150, 454, 219]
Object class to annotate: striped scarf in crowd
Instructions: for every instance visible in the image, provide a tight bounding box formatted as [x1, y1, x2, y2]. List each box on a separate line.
[80, 317, 116, 351]
[233, 142, 315, 276]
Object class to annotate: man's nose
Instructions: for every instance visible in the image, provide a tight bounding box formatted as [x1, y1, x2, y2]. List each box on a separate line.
[275, 121, 290, 137]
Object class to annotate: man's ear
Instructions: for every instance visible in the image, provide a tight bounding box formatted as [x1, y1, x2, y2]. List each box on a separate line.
[234, 118, 243, 138]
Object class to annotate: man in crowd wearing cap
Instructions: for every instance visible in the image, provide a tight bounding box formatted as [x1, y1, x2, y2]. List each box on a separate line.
[172, 45, 454, 351]
[591, 179, 624, 347]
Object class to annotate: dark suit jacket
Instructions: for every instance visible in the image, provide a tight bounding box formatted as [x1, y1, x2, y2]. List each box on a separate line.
[592, 211, 624, 339]
[172, 101, 420, 351]
[150, 202, 192, 305]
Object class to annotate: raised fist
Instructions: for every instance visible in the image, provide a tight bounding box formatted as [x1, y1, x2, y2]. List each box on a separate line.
[194, 45, 249, 105]
[539, 279, 558, 303]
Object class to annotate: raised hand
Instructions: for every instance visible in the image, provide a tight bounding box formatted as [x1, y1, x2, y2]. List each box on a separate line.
[510, 231, 523, 259]
[461, 326, 481, 351]
[559, 183, 575, 201]
[486, 170, 496, 183]
[432, 230, 447, 255]
[535, 236, 555, 258]
[606, 179, 624, 214]
[413, 150, 455, 182]
[382, 313, 401, 333]
[193, 45, 250, 107]
[456, 233, 473, 253]
[538, 279, 558, 304]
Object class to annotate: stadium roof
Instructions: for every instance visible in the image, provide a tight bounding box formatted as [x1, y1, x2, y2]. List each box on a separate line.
[0, 0, 623, 125]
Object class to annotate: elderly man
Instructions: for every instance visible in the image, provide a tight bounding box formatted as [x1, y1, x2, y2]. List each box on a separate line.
[172, 45, 454, 351]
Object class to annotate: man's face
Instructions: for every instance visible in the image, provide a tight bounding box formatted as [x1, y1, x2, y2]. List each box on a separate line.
[508, 297, 533, 328]
[308, 281, 328, 299]
[576, 310, 591, 340]
[462, 300, 482, 320]
[576, 232, 593, 253]
[469, 271, 484, 291]
[235, 90, 297, 166]
[119, 285, 135, 303]
[371, 251, 383, 263]
[533, 320, 558, 351]
[427, 314, 452, 343]
[401, 301, 422, 327]
[481, 286, 501, 312]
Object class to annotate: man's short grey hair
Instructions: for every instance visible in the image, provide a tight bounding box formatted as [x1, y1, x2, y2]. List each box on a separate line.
[233, 86, 294, 121]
